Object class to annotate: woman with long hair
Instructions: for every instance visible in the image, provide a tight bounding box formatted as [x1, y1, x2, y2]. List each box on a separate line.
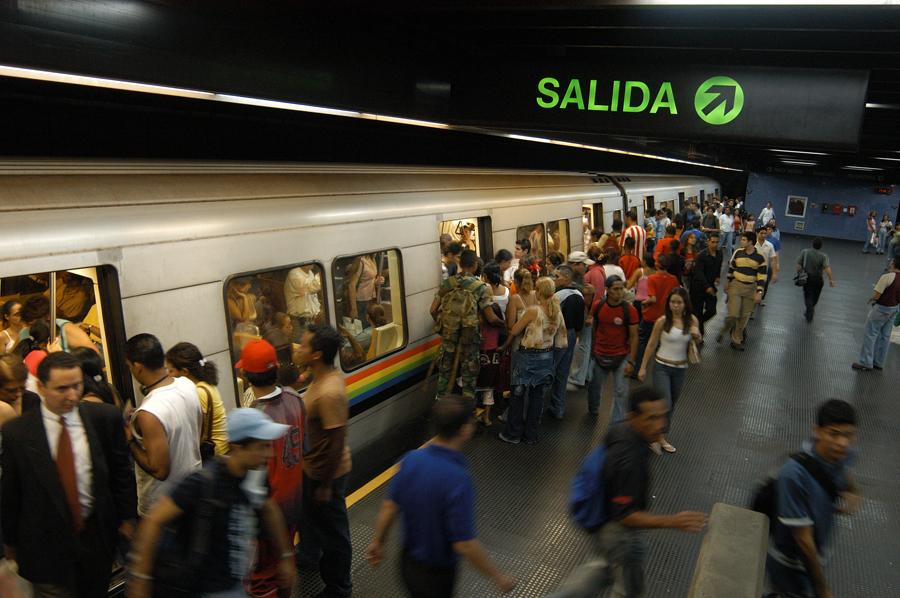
[637, 287, 701, 454]
[499, 276, 567, 445]
[475, 262, 508, 425]
[165, 342, 229, 455]
[0, 301, 24, 354]
[70, 347, 121, 408]
[681, 233, 699, 285]
[626, 253, 657, 322]
[878, 214, 893, 255]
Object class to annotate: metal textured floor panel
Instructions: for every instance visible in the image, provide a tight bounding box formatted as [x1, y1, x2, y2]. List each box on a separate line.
[297, 235, 899, 598]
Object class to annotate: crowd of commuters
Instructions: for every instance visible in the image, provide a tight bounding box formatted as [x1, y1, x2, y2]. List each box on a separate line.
[0, 194, 891, 598]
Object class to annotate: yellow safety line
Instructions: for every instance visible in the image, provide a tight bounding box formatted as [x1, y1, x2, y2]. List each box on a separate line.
[343, 427, 460, 508]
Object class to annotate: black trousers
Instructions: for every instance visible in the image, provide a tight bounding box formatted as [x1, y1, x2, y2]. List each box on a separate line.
[690, 288, 717, 335]
[401, 552, 457, 598]
[803, 275, 824, 319]
[297, 474, 353, 597]
[31, 516, 113, 598]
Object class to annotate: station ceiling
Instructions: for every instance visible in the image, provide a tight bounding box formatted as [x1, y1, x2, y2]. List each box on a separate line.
[0, 2, 898, 185]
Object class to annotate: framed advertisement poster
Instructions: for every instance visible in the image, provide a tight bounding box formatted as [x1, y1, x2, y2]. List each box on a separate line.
[786, 195, 808, 218]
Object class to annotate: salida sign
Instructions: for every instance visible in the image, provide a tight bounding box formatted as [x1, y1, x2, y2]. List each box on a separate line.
[452, 65, 868, 149]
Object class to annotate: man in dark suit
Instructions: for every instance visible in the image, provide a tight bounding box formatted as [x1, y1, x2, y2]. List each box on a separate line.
[2, 352, 136, 598]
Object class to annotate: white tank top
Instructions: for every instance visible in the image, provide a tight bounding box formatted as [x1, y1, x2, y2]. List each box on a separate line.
[133, 376, 202, 515]
[493, 286, 510, 317]
[656, 323, 691, 368]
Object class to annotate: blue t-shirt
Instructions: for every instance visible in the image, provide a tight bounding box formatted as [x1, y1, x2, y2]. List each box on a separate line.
[769, 442, 852, 571]
[389, 444, 476, 568]
[767, 235, 782, 252]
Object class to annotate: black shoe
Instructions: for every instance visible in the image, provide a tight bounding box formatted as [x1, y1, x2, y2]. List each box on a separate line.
[730, 341, 745, 351]
[498, 432, 520, 444]
[873, 365, 883, 371]
[851, 362, 871, 371]
[523, 438, 538, 445]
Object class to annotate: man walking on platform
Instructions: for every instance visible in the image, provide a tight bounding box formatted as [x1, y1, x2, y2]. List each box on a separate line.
[689, 232, 723, 336]
[721, 232, 767, 351]
[766, 400, 859, 598]
[2, 352, 136, 598]
[796, 238, 835, 322]
[548, 387, 706, 598]
[549, 265, 584, 419]
[365, 396, 516, 598]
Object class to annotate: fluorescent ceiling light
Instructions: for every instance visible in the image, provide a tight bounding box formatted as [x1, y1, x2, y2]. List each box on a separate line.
[633, 1, 893, 5]
[781, 160, 817, 166]
[0, 62, 740, 172]
[842, 165, 883, 171]
[874, 156, 900, 162]
[866, 103, 900, 109]
[769, 149, 828, 156]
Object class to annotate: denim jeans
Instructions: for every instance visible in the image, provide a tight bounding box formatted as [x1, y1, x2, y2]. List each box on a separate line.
[863, 234, 878, 253]
[652, 362, 687, 417]
[550, 329, 578, 417]
[633, 320, 656, 377]
[545, 521, 646, 598]
[505, 382, 550, 442]
[568, 325, 593, 387]
[297, 474, 353, 597]
[586, 357, 628, 421]
[765, 555, 814, 598]
[719, 231, 733, 257]
[858, 303, 899, 368]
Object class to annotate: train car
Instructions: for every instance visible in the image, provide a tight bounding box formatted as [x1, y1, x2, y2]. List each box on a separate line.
[0, 162, 611, 453]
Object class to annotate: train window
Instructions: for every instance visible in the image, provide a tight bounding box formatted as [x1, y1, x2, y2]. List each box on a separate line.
[613, 210, 622, 227]
[224, 262, 328, 404]
[661, 200, 675, 215]
[440, 218, 479, 255]
[516, 223, 546, 259]
[644, 196, 655, 214]
[547, 219, 570, 255]
[0, 266, 128, 407]
[332, 249, 407, 371]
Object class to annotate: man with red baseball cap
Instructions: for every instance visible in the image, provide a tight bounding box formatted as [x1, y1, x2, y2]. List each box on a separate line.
[237, 339, 306, 598]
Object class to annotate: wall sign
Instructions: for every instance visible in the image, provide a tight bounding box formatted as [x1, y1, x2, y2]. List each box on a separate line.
[453, 64, 869, 149]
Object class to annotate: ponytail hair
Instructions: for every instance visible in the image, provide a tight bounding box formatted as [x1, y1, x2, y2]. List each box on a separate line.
[482, 261, 502, 286]
[535, 276, 561, 328]
[166, 341, 219, 385]
[70, 347, 118, 407]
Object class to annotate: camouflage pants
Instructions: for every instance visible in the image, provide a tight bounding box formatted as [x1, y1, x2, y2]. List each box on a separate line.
[436, 342, 481, 397]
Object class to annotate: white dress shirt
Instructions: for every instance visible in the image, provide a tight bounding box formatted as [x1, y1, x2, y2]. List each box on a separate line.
[41, 402, 94, 518]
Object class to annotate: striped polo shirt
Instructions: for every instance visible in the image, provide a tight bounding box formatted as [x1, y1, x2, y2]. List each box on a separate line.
[727, 248, 768, 293]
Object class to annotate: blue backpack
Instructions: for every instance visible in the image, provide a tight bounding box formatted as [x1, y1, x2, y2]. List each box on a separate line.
[569, 446, 608, 532]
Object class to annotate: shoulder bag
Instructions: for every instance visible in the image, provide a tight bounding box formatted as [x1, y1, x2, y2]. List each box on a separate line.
[793, 250, 809, 287]
[198, 386, 216, 463]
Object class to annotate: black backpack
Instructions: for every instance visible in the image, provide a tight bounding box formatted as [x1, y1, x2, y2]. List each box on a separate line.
[750, 452, 839, 532]
[591, 297, 632, 327]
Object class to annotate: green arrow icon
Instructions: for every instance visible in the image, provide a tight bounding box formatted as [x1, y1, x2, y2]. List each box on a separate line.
[694, 76, 744, 125]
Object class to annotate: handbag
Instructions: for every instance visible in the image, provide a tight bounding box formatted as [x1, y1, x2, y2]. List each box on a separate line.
[198, 386, 216, 464]
[688, 340, 701, 365]
[794, 250, 809, 287]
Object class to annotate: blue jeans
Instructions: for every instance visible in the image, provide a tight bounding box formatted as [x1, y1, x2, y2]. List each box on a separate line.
[719, 231, 733, 257]
[863, 234, 878, 253]
[297, 474, 352, 597]
[858, 303, 899, 368]
[204, 583, 248, 598]
[568, 325, 593, 387]
[586, 357, 629, 421]
[546, 522, 646, 598]
[550, 329, 578, 417]
[652, 362, 687, 421]
[505, 381, 550, 442]
[766, 555, 814, 598]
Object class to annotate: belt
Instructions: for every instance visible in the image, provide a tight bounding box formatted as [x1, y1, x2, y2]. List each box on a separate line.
[519, 347, 553, 353]
[656, 355, 688, 367]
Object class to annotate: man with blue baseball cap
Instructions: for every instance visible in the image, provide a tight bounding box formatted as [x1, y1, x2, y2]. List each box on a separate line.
[127, 409, 296, 598]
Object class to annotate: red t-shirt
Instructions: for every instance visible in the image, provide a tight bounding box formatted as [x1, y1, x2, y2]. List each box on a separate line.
[256, 389, 305, 527]
[619, 254, 641, 281]
[593, 301, 639, 356]
[642, 272, 680, 322]
[653, 237, 675, 260]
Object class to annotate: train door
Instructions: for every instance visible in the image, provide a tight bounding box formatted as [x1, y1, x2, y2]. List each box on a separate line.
[547, 219, 570, 256]
[644, 195, 655, 217]
[438, 216, 493, 265]
[700, 189, 706, 205]
[678, 192, 685, 212]
[582, 206, 593, 248]
[0, 266, 128, 405]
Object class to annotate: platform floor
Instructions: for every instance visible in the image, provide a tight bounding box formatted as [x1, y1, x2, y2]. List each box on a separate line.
[297, 235, 900, 597]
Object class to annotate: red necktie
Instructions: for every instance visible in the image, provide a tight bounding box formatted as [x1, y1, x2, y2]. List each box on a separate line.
[56, 416, 84, 532]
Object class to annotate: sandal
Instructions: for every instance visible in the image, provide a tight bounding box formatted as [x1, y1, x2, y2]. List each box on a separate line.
[649, 442, 662, 456]
[661, 439, 677, 453]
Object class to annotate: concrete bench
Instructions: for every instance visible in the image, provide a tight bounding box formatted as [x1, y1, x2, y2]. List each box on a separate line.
[688, 502, 769, 598]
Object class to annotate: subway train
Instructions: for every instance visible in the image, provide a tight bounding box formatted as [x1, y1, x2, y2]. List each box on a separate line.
[0, 161, 717, 594]
[0, 161, 719, 459]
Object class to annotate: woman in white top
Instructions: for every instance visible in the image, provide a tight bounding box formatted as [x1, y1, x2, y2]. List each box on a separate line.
[499, 276, 567, 445]
[0, 301, 24, 354]
[637, 287, 701, 454]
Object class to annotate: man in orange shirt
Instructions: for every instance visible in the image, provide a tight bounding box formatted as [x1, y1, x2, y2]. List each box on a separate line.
[634, 254, 680, 372]
[653, 224, 677, 261]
